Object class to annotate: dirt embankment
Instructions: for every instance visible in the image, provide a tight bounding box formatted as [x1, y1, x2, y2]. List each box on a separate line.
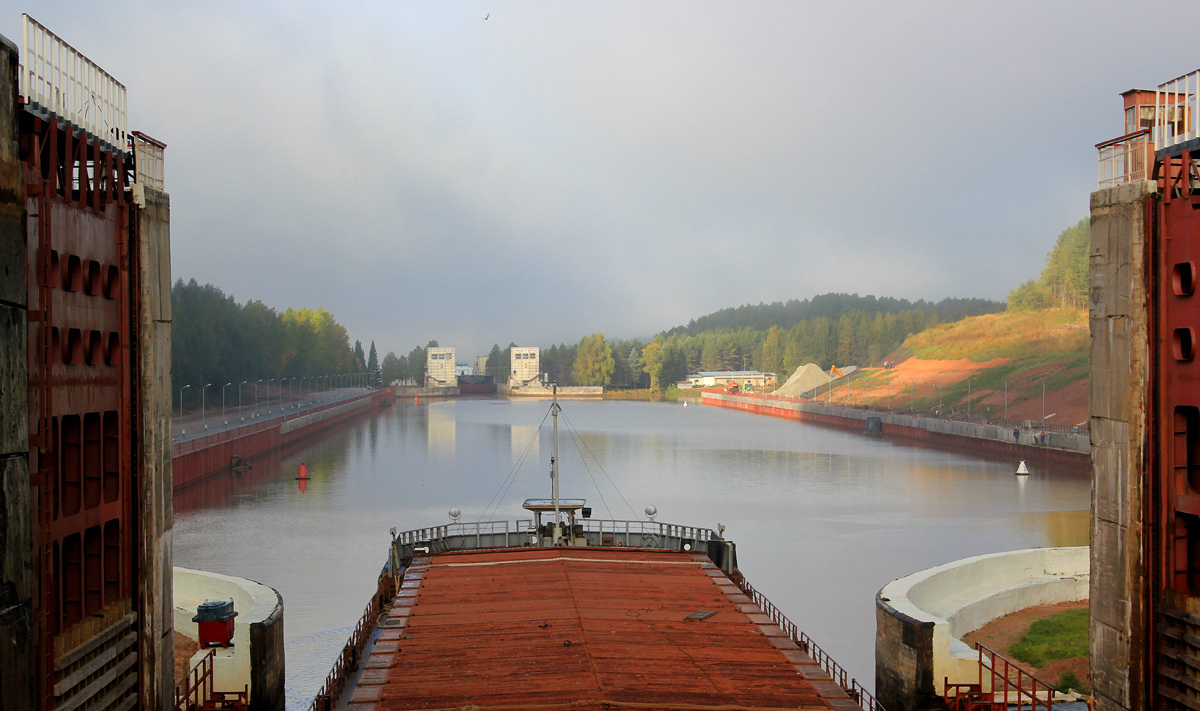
[820, 357, 1088, 428]
[961, 600, 1089, 692]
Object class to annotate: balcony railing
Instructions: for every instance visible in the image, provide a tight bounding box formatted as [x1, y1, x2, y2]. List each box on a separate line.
[19, 14, 128, 154]
[132, 131, 166, 191]
[1097, 129, 1152, 189]
[1156, 69, 1200, 153]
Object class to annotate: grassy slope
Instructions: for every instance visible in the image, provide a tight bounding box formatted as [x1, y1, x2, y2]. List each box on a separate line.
[900, 308, 1088, 364]
[835, 308, 1089, 425]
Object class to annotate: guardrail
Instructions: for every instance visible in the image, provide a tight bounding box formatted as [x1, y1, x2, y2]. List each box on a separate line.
[1156, 69, 1200, 153]
[388, 517, 720, 569]
[735, 574, 881, 711]
[944, 643, 1054, 710]
[132, 131, 166, 190]
[19, 14, 128, 153]
[1097, 129, 1152, 189]
[309, 576, 389, 711]
[174, 649, 215, 711]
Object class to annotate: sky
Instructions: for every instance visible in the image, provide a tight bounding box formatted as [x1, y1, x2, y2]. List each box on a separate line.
[10, 1, 1199, 359]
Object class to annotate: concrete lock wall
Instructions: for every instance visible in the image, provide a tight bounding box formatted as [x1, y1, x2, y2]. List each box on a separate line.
[1088, 180, 1154, 711]
[137, 180, 176, 710]
[875, 547, 1089, 711]
[0, 31, 34, 709]
[173, 567, 285, 711]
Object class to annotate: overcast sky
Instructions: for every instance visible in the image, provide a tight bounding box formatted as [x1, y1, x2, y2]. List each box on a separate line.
[11, 2, 1198, 358]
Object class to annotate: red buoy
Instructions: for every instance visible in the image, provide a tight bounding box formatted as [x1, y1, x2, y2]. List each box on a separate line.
[297, 462, 308, 479]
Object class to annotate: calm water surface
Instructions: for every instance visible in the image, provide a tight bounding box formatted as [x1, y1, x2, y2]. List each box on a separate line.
[172, 398, 1091, 709]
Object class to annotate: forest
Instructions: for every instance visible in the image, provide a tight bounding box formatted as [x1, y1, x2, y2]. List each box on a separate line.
[174, 217, 1090, 397]
[172, 279, 382, 409]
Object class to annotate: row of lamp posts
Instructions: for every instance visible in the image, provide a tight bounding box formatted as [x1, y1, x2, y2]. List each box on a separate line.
[176, 372, 376, 430]
[841, 375, 1049, 427]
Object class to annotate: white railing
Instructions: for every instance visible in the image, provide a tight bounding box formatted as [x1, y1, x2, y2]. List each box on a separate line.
[1156, 69, 1200, 152]
[19, 14, 128, 153]
[132, 132, 166, 190]
[1097, 129, 1152, 188]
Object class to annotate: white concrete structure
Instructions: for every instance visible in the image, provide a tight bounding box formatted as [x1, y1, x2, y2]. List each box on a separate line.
[475, 356, 488, 376]
[878, 547, 1089, 691]
[510, 346, 540, 386]
[426, 346, 456, 386]
[173, 567, 282, 699]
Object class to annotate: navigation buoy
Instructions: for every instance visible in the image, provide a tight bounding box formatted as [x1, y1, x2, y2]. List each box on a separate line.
[296, 462, 308, 480]
[414, 396, 419, 404]
[683, 401, 688, 407]
[1016, 459, 1030, 476]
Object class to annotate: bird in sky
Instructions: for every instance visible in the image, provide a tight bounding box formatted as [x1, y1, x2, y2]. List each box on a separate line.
[483, 13, 489, 20]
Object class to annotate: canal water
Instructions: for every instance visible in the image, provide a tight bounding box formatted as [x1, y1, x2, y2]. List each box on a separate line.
[172, 398, 1091, 709]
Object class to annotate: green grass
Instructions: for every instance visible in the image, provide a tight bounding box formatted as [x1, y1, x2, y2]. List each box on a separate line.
[1055, 669, 1089, 695]
[1009, 608, 1090, 668]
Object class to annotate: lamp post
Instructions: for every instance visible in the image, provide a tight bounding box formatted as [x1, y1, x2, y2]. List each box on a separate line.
[967, 378, 971, 420]
[201, 383, 212, 428]
[280, 378, 290, 408]
[179, 384, 191, 420]
[267, 379, 275, 410]
[238, 380, 248, 414]
[1042, 381, 1046, 423]
[221, 382, 232, 421]
[1005, 379, 1009, 422]
[254, 379, 263, 416]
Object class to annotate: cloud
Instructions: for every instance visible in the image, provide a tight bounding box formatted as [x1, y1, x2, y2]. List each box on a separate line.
[14, 1, 1200, 357]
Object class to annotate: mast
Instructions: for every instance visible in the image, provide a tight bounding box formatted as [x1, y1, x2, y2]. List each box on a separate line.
[551, 386, 561, 544]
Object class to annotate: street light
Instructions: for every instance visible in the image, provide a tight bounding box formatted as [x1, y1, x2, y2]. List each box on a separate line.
[201, 383, 212, 428]
[238, 380, 248, 413]
[267, 379, 275, 410]
[221, 382, 232, 421]
[179, 384, 192, 420]
[255, 379, 263, 416]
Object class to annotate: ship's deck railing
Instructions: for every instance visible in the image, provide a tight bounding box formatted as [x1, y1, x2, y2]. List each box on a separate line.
[1097, 129, 1152, 188]
[310, 576, 389, 711]
[388, 518, 724, 575]
[392, 517, 714, 548]
[736, 574, 882, 711]
[19, 14, 128, 154]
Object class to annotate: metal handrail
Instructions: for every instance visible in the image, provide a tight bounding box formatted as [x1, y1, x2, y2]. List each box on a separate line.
[20, 14, 128, 153]
[309, 577, 387, 711]
[973, 643, 1055, 710]
[735, 574, 881, 711]
[174, 648, 215, 711]
[1098, 129, 1153, 188]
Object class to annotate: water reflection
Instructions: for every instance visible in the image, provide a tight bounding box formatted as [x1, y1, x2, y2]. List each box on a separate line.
[172, 398, 1091, 709]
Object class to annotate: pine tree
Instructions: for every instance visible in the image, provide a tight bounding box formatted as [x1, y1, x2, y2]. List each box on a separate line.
[367, 341, 380, 385]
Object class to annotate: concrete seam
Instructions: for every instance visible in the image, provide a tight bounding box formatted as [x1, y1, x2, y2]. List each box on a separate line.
[0, 297, 28, 310]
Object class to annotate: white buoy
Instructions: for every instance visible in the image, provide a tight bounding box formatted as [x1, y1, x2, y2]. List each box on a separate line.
[1016, 459, 1030, 476]
[683, 401, 688, 407]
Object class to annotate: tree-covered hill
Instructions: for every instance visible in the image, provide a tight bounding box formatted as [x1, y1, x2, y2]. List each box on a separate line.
[667, 293, 1002, 337]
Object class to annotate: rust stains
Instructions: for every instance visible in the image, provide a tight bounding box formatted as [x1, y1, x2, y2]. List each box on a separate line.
[349, 547, 852, 710]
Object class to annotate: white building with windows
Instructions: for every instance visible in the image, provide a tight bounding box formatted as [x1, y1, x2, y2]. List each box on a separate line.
[510, 346, 541, 387]
[426, 346, 457, 386]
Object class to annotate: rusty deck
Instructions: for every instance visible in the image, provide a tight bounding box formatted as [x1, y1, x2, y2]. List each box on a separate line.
[346, 547, 860, 710]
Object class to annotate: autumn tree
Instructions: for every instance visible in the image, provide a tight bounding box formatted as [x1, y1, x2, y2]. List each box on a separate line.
[573, 333, 615, 386]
